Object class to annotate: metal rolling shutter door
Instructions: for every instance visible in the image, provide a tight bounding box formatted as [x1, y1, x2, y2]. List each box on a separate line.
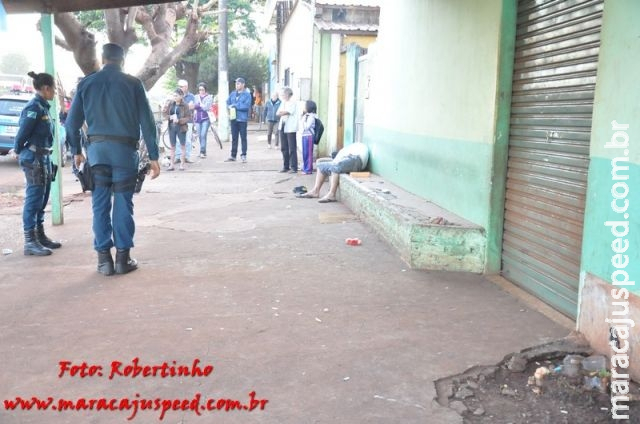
[502, 0, 603, 319]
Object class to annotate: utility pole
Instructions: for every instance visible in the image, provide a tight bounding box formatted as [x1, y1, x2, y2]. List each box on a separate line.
[217, 0, 229, 142]
[41, 14, 63, 225]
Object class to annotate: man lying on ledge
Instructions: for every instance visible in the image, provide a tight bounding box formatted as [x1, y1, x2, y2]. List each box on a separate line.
[297, 142, 369, 203]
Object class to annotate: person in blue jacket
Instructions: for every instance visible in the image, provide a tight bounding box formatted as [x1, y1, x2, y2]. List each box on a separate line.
[65, 43, 161, 276]
[225, 77, 252, 163]
[13, 71, 62, 256]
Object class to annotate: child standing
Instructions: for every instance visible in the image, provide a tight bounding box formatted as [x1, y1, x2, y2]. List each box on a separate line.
[301, 100, 317, 174]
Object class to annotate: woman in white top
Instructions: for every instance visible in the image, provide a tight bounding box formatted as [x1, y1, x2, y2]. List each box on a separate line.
[276, 87, 298, 173]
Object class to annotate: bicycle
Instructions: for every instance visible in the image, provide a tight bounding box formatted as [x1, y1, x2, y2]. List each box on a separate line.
[158, 120, 171, 152]
[210, 122, 223, 149]
[191, 121, 223, 153]
[135, 136, 150, 194]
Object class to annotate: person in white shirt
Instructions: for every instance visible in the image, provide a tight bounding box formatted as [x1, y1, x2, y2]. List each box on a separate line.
[297, 142, 369, 203]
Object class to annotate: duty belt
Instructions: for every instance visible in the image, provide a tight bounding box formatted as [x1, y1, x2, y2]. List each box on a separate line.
[87, 134, 139, 148]
[28, 145, 53, 155]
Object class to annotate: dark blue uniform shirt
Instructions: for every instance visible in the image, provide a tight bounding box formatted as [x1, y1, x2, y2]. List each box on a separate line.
[65, 64, 159, 160]
[13, 94, 54, 153]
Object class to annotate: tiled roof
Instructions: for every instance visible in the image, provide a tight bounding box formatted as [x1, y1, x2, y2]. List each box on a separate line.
[315, 0, 382, 7]
[314, 20, 378, 32]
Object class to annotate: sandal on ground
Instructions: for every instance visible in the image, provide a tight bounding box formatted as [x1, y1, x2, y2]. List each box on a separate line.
[296, 193, 317, 199]
[318, 197, 337, 203]
[292, 186, 307, 194]
[167, 166, 175, 171]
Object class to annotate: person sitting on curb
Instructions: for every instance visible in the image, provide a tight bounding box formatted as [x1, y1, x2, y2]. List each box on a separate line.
[297, 142, 369, 203]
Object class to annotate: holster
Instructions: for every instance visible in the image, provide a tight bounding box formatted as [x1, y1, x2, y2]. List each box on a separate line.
[134, 163, 150, 194]
[75, 161, 94, 192]
[23, 159, 45, 186]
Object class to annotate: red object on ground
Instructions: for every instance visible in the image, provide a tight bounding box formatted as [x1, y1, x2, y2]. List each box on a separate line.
[345, 238, 362, 246]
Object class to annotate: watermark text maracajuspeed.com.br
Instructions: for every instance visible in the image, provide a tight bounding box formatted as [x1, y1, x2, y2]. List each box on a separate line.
[4, 391, 268, 421]
[3, 358, 268, 421]
[605, 120, 634, 421]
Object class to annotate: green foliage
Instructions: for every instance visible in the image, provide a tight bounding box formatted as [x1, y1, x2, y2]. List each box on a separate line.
[163, 67, 177, 92]
[71, 1, 267, 87]
[227, 0, 261, 42]
[0, 53, 31, 75]
[197, 48, 268, 96]
[76, 10, 106, 32]
[75, 1, 263, 48]
[190, 43, 218, 89]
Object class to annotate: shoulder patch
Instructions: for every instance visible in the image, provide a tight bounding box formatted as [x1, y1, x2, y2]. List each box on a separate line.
[27, 111, 38, 119]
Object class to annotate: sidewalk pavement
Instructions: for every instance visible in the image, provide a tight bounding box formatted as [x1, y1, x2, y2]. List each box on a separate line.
[0, 124, 570, 424]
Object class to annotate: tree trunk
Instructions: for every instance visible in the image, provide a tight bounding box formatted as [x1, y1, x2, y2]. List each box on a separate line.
[53, 13, 100, 76]
[135, 4, 209, 90]
[175, 61, 200, 91]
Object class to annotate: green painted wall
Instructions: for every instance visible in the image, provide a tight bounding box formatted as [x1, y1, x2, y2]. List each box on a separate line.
[313, 31, 331, 154]
[366, 127, 493, 227]
[485, 0, 516, 273]
[582, 0, 640, 293]
[365, 0, 504, 229]
[583, 160, 639, 290]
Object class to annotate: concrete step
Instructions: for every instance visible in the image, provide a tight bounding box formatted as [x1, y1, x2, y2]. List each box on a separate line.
[339, 173, 486, 272]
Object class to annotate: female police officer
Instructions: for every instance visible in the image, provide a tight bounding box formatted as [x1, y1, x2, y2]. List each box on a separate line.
[13, 71, 62, 256]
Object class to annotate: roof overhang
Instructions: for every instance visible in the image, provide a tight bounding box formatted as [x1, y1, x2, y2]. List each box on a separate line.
[314, 20, 378, 34]
[2, 0, 178, 14]
[263, 0, 284, 28]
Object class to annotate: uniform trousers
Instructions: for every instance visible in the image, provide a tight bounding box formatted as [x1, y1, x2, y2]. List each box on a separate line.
[87, 141, 139, 251]
[19, 149, 52, 231]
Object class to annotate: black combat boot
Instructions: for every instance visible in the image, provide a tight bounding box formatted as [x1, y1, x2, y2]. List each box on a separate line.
[115, 249, 138, 275]
[36, 224, 62, 249]
[97, 249, 115, 276]
[24, 229, 52, 256]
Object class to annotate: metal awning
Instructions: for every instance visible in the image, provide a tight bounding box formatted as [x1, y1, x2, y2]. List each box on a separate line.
[3, 0, 177, 14]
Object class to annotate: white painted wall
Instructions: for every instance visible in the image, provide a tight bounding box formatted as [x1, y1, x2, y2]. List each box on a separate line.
[279, 1, 315, 100]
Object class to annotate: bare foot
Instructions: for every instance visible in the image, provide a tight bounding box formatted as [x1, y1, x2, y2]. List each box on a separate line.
[297, 192, 318, 198]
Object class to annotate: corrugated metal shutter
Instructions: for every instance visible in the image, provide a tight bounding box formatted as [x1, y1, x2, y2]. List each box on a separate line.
[502, 0, 603, 319]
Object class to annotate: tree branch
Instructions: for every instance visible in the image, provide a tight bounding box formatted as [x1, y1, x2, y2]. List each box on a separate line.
[54, 35, 70, 51]
[104, 8, 138, 51]
[53, 0, 223, 89]
[198, 0, 218, 12]
[125, 6, 138, 32]
[54, 13, 99, 75]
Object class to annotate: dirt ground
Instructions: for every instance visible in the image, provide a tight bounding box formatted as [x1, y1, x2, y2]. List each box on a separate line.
[436, 333, 640, 424]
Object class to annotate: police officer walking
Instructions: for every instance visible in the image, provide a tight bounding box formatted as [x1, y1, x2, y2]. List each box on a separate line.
[65, 43, 161, 276]
[13, 71, 62, 256]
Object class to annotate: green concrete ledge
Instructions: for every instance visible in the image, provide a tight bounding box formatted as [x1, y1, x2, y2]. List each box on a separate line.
[339, 174, 486, 272]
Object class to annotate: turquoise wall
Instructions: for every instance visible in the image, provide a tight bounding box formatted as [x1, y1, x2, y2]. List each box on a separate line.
[366, 127, 493, 227]
[582, 0, 640, 293]
[583, 160, 639, 290]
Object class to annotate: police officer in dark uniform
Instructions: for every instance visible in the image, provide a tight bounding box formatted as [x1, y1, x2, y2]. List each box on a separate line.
[65, 43, 161, 276]
[14, 71, 62, 256]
